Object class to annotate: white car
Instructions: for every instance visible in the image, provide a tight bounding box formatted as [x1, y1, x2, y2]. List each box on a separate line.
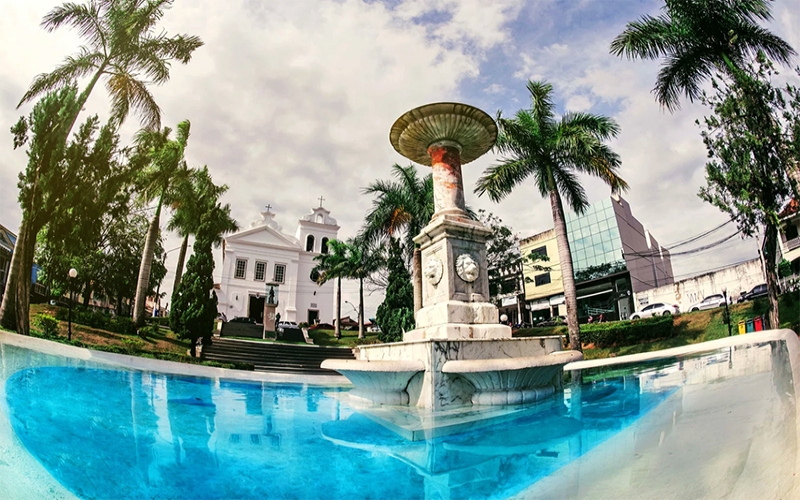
[630, 303, 679, 320]
[688, 294, 726, 312]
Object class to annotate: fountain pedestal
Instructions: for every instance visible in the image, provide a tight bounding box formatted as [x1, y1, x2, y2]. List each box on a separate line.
[323, 102, 581, 414]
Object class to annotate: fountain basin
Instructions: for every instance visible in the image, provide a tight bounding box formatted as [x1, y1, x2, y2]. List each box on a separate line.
[443, 351, 583, 405]
[320, 359, 424, 405]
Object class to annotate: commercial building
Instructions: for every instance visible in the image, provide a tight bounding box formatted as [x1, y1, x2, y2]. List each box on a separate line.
[215, 204, 339, 325]
[520, 195, 674, 322]
[779, 199, 800, 276]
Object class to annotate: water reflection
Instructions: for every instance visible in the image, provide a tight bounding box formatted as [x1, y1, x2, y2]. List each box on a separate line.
[1, 339, 797, 499]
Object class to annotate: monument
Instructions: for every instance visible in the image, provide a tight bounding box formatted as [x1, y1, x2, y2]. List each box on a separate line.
[322, 102, 581, 413]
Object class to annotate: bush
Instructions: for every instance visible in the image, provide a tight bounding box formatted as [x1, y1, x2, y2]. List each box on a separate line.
[33, 314, 59, 338]
[147, 316, 170, 327]
[581, 315, 674, 348]
[54, 307, 135, 335]
[137, 324, 160, 338]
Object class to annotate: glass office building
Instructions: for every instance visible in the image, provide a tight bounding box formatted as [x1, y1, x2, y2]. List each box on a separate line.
[565, 198, 626, 280]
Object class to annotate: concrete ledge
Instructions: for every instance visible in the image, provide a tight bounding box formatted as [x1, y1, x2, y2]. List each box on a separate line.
[443, 350, 583, 373]
[0, 332, 349, 386]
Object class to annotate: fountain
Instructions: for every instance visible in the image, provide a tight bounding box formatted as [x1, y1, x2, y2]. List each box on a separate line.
[322, 102, 582, 415]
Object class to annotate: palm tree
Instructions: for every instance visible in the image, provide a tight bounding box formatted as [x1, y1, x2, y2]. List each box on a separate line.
[168, 166, 232, 299]
[475, 81, 628, 352]
[346, 238, 384, 339]
[610, 0, 795, 111]
[19, 0, 203, 131]
[312, 239, 351, 339]
[131, 120, 192, 327]
[361, 164, 434, 313]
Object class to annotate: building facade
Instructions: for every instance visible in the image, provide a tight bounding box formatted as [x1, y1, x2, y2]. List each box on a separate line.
[215, 205, 339, 325]
[520, 195, 674, 322]
[779, 199, 800, 276]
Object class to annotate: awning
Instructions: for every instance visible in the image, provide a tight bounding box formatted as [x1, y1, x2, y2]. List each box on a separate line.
[501, 296, 518, 307]
[577, 289, 614, 300]
[549, 295, 565, 306]
[527, 300, 551, 311]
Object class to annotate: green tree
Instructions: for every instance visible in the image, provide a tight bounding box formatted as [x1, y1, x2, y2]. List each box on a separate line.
[0, 87, 81, 334]
[361, 164, 434, 313]
[19, 0, 203, 130]
[477, 210, 522, 299]
[131, 120, 192, 326]
[610, 0, 795, 111]
[35, 114, 130, 305]
[170, 228, 216, 357]
[1, 0, 202, 333]
[375, 239, 414, 343]
[168, 166, 235, 304]
[475, 81, 628, 352]
[698, 58, 796, 329]
[312, 239, 351, 339]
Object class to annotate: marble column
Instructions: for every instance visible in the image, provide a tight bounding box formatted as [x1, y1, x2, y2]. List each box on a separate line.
[428, 141, 466, 217]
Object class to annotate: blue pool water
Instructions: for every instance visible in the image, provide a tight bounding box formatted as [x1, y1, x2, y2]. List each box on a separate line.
[5, 361, 677, 500]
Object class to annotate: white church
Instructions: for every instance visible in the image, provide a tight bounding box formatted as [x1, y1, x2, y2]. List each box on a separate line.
[215, 203, 340, 325]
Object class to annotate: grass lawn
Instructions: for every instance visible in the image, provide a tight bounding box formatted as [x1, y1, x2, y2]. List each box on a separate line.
[306, 328, 380, 347]
[516, 293, 800, 361]
[2, 303, 249, 369]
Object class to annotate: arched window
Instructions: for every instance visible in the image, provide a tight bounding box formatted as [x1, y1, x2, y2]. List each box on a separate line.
[305, 234, 315, 252]
[321, 237, 329, 254]
[316, 213, 324, 223]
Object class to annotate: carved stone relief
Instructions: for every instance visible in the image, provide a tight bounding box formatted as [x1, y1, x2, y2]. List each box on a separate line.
[455, 253, 479, 283]
[424, 256, 444, 285]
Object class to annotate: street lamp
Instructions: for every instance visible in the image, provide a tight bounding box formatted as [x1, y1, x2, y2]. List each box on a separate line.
[67, 268, 77, 341]
[721, 286, 732, 337]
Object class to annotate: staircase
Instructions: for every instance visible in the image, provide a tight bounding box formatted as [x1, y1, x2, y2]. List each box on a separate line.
[203, 338, 355, 375]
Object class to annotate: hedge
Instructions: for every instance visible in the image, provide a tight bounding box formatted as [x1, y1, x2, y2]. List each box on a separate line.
[581, 315, 674, 348]
[54, 307, 136, 335]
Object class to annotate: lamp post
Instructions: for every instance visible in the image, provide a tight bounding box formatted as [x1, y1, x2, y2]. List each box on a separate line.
[68, 268, 77, 341]
[722, 287, 732, 337]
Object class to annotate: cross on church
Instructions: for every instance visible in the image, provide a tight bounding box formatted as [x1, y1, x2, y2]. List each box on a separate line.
[265, 204, 272, 212]
[318, 196, 325, 208]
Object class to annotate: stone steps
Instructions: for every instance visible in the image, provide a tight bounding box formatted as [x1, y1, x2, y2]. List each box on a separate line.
[203, 338, 355, 375]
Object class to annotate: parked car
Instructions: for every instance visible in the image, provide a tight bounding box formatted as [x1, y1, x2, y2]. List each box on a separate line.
[536, 316, 566, 327]
[630, 303, 679, 320]
[367, 325, 381, 333]
[688, 294, 726, 312]
[277, 321, 298, 333]
[738, 283, 768, 303]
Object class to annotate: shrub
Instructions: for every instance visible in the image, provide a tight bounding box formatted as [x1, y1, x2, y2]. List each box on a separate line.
[54, 307, 135, 335]
[581, 315, 674, 348]
[34, 314, 59, 338]
[375, 239, 414, 343]
[147, 316, 170, 327]
[137, 324, 160, 338]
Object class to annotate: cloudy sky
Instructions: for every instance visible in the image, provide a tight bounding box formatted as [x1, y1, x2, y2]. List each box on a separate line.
[1, 0, 798, 318]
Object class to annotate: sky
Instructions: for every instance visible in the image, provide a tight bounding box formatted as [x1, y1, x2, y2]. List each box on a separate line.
[1, 0, 799, 319]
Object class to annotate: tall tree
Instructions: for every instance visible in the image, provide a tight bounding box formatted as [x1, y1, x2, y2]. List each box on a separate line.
[131, 120, 192, 327]
[0, 87, 81, 334]
[475, 81, 628, 352]
[610, 0, 795, 111]
[312, 239, 351, 339]
[35, 114, 129, 305]
[361, 164, 434, 313]
[170, 226, 216, 358]
[168, 166, 234, 303]
[375, 238, 414, 343]
[19, 0, 204, 130]
[1, 0, 202, 333]
[698, 57, 796, 328]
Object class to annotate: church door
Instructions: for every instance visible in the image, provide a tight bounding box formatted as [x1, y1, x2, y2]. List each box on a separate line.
[249, 295, 265, 323]
[307, 309, 319, 324]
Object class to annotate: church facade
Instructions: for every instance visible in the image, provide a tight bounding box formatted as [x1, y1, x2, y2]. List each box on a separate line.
[215, 205, 339, 325]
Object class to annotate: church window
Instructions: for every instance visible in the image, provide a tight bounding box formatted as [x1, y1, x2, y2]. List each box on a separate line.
[254, 261, 266, 281]
[316, 214, 324, 223]
[321, 237, 329, 254]
[235, 259, 247, 279]
[306, 234, 315, 252]
[274, 264, 286, 283]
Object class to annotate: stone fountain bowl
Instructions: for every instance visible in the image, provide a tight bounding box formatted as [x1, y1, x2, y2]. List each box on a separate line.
[389, 102, 497, 166]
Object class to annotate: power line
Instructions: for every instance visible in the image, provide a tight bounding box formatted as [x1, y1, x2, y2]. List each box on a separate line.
[664, 219, 733, 250]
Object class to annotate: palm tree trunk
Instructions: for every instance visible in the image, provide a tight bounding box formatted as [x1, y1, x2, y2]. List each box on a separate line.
[413, 247, 422, 313]
[172, 234, 188, 297]
[133, 198, 163, 327]
[335, 277, 342, 339]
[550, 189, 582, 352]
[0, 219, 28, 331]
[358, 276, 365, 339]
[763, 222, 781, 329]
